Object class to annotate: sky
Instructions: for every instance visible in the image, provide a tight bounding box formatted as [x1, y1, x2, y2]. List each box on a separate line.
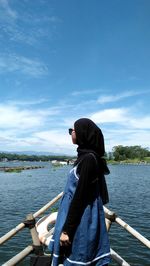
[0, 0, 150, 155]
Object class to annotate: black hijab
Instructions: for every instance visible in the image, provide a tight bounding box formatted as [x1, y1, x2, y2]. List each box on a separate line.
[74, 118, 109, 204]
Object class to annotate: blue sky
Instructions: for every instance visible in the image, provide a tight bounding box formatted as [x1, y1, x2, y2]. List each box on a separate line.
[0, 0, 150, 155]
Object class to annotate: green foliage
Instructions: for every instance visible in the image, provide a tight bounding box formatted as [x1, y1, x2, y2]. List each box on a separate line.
[0, 152, 75, 162]
[112, 145, 150, 161]
[144, 157, 150, 163]
[1, 148, 149, 163]
[4, 168, 22, 173]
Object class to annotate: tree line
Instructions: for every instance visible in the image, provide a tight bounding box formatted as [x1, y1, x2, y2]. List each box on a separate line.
[0, 145, 149, 162]
[0, 152, 75, 162]
[111, 145, 150, 161]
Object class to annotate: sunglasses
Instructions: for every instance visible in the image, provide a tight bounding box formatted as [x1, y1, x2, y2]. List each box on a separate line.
[68, 128, 74, 135]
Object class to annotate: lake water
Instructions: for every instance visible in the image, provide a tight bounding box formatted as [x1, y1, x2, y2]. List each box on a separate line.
[0, 162, 150, 265]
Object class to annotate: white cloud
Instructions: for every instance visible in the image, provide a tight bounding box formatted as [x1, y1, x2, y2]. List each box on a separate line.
[0, 1, 61, 45]
[0, 103, 59, 130]
[90, 107, 150, 129]
[0, 129, 76, 154]
[129, 117, 150, 129]
[0, 0, 17, 19]
[104, 128, 150, 151]
[89, 108, 150, 151]
[0, 54, 48, 76]
[34, 130, 69, 146]
[7, 98, 49, 106]
[0, 100, 149, 154]
[0, 105, 43, 129]
[1, 24, 38, 45]
[0, 102, 75, 153]
[33, 130, 76, 154]
[0, 100, 75, 153]
[90, 108, 128, 123]
[97, 90, 150, 104]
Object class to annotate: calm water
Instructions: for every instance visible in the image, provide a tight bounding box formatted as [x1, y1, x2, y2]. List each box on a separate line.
[0, 162, 150, 265]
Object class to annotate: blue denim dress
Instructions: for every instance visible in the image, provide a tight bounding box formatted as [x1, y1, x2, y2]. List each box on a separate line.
[49, 166, 111, 266]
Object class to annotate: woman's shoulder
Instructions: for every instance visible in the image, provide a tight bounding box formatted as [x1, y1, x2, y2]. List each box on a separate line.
[77, 153, 98, 177]
[78, 153, 97, 170]
[82, 152, 97, 162]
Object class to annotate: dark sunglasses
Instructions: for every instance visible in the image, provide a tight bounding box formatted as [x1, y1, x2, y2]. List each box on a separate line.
[68, 128, 74, 135]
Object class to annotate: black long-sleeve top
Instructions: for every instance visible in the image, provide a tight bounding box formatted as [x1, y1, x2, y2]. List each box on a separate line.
[62, 153, 98, 239]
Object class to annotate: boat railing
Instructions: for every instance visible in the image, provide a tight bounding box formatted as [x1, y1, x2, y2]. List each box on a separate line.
[0, 192, 150, 266]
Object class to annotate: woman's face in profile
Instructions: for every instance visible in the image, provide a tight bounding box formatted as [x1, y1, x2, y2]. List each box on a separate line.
[71, 129, 76, 144]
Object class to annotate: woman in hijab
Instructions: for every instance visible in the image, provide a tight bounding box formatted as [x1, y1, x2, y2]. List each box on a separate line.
[49, 118, 111, 266]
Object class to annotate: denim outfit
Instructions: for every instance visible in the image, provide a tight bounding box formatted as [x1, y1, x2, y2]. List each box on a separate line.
[49, 166, 111, 266]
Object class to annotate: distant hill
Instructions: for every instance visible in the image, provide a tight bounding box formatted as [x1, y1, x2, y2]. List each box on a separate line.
[0, 150, 68, 156]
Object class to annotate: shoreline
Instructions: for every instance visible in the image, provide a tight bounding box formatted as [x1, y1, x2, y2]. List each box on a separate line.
[108, 161, 150, 165]
[0, 165, 45, 172]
